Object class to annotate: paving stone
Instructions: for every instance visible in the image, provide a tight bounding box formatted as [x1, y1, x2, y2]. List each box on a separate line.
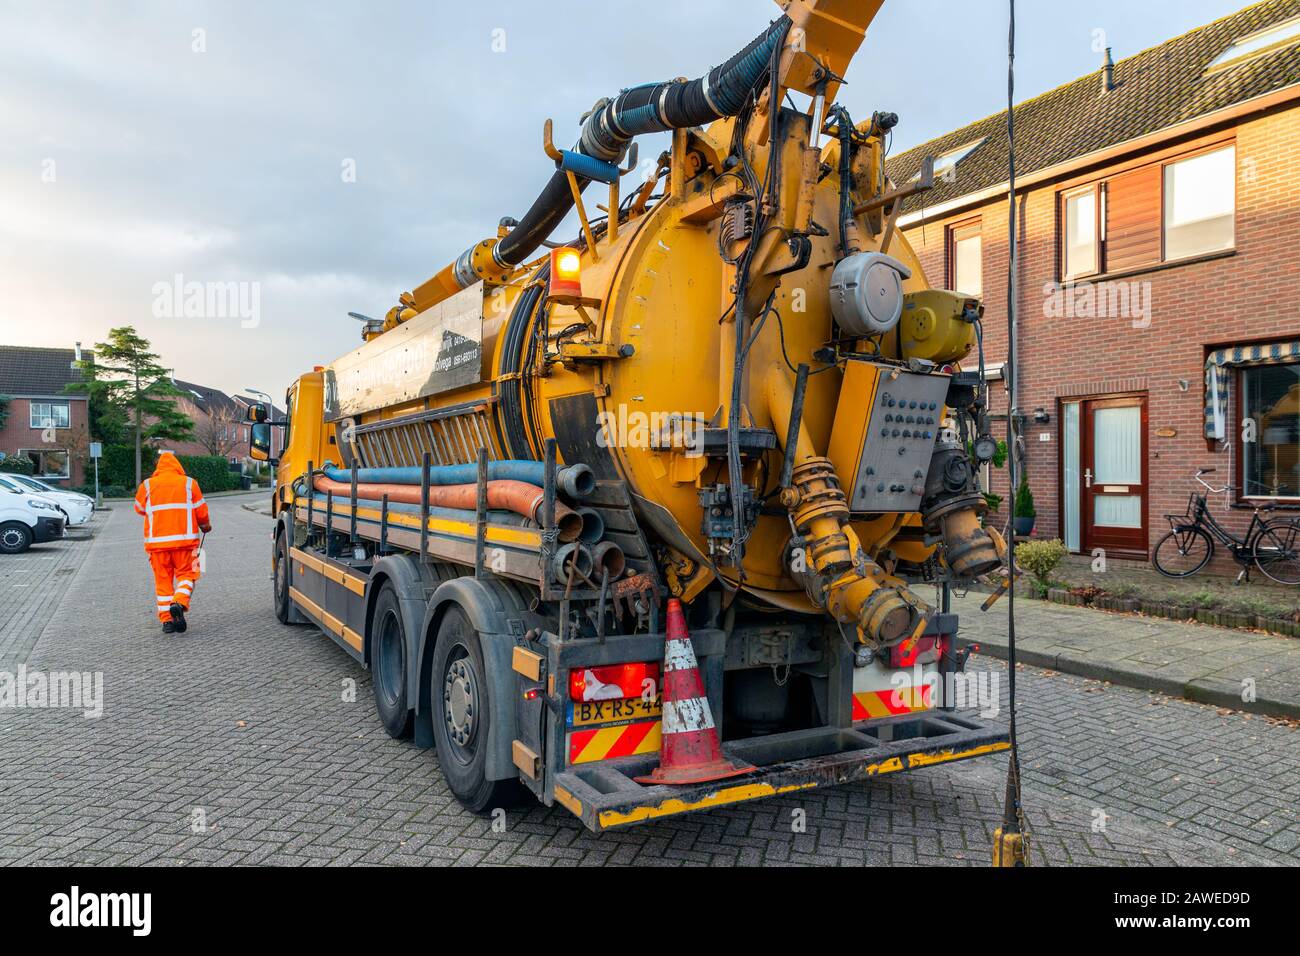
[0, 499, 1296, 865]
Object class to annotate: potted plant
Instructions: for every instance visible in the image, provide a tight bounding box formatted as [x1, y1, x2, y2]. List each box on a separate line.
[1012, 477, 1036, 537]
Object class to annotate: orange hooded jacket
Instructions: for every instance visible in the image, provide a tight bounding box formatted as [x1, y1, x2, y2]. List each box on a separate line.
[133, 452, 211, 552]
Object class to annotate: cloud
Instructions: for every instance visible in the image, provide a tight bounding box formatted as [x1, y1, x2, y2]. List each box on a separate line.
[1, 0, 1247, 396]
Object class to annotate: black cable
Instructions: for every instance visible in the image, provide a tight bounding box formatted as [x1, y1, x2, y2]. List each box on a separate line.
[1002, 0, 1028, 852]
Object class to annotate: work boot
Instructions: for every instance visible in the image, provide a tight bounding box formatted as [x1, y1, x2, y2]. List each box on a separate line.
[162, 620, 176, 634]
[170, 603, 188, 633]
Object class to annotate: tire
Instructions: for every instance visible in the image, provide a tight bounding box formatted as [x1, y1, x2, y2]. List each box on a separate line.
[1152, 527, 1213, 578]
[429, 605, 524, 813]
[272, 530, 293, 624]
[0, 522, 33, 555]
[1253, 520, 1300, 586]
[371, 582, 413, 739]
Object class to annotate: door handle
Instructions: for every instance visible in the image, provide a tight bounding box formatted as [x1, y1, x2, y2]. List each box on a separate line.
[1084, 468, 1093, 488]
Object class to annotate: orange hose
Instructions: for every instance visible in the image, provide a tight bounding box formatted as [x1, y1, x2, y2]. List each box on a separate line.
[313, 475, 581, 542]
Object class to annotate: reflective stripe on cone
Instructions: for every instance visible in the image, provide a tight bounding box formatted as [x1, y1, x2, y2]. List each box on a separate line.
[633, 598, 753, 786]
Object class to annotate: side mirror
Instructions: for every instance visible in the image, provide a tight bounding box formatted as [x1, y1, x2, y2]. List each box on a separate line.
[246, 402, 269, 423]
[249, 422, 275, 463]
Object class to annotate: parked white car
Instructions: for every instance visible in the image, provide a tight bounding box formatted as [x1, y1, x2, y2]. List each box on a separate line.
[0, 474, 94, 526]
[0, 484, 65, 554]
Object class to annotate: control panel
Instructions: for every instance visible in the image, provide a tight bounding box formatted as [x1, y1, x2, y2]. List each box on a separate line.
[827, 360, 950, 514]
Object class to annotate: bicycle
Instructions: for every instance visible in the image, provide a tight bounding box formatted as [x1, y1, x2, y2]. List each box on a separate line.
[1152, 469, 1300, 585]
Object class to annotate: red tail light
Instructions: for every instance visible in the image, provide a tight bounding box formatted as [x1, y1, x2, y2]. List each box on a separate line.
[569, 662, 661, 702]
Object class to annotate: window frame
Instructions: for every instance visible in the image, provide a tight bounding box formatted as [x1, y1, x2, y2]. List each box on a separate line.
[28, 401, 71, 430]
[18, 448, 70, 480]
[1060, 183, 1102, 281]
[1160, 142, 1237, 266]
[946, 216, 983, 297]
[1235, 359, 1300, 505]
[1056, 138, 1237, 282]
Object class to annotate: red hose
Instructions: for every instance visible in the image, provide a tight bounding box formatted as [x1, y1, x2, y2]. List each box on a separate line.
[313, 475, 582, 542]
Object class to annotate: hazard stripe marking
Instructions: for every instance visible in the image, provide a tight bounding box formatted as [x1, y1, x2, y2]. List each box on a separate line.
[569, 719, 661, 764]
[851, 685, 933, 721]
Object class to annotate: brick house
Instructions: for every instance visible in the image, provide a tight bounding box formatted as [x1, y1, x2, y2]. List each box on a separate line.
[0, 345, 93, 487]
[167, 379, 283, 469]
[887, 0, 1300, 569]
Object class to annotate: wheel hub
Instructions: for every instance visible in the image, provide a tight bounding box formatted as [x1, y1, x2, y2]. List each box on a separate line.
[2, 529, 23, 549]
[443, 656, 478, 749]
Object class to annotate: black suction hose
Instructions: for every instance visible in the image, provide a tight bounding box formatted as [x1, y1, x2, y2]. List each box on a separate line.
[498, 264, 550, 459]
[493, 16, 791, 268]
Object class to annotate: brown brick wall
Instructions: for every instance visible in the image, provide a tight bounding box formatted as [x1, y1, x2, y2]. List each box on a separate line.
[0, 397, 90, 487]
[900, 103, 1300, 573]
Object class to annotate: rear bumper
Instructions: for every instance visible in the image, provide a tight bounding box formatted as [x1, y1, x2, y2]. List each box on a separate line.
[32, 516, 65, 543]
[550, 710, 1009, 831]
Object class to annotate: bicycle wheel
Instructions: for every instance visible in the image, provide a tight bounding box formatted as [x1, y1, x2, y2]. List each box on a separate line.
[1252, 520, 1300, 586]
[1152, 527, 1213, 577]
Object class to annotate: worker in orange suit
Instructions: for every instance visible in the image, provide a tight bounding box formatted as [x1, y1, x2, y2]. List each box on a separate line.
[133, 451, 211, 633]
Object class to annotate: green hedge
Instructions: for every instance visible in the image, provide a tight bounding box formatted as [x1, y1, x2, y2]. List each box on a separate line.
[0, 454, 36, 475]
[100, 444, 157, 487]
[177, 455, 241, 492]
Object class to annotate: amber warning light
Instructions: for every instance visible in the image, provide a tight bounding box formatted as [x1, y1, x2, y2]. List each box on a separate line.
[549, 247, 582, 298]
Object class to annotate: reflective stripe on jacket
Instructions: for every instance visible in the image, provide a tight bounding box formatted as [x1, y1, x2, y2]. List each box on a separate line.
[134, 452, 210, 551]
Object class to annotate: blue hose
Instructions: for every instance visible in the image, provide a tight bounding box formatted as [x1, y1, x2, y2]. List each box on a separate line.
[302, 491, 530, 527]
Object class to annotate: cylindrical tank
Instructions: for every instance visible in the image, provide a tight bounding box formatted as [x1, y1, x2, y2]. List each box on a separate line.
[339, 12, 996, 639]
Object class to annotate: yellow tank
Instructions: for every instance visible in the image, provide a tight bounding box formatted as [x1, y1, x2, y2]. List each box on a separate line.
[303, 0, 1002, 652]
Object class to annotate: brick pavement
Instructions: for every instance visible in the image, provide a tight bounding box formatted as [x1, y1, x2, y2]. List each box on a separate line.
[0, 519, 96, 670]
[0, 498, 1296, 865]
[954, 590, 1300, 718]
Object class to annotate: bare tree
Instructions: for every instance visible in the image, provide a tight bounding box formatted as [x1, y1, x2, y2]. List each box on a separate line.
[195, 405, 242, 458]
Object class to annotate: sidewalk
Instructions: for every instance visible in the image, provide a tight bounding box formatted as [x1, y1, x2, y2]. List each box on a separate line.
[953, 590, 1300, 720]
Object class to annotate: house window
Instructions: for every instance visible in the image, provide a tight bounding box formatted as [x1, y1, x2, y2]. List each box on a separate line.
[1059, 142, 1235, 280]
[19, 449, 69, 479]
[1163, 145, 1235, 261]
[29, 401, 70, 430]
[1241, 362, 1300, 500]
[1207, 16, 1300, 71]
[913, 138, 987, 183]
[948, 219, 982, 297]
[1062, 186, 1099, 279]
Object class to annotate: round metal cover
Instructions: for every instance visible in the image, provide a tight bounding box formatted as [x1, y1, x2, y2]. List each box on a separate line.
[828, 251, 912, 336]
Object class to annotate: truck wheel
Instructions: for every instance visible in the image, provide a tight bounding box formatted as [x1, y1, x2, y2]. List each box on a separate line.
[371, 582, 413, 738]
[0, 522, 33, 555]
[430, 605, 523, 812]
[273, 530, 293, 623]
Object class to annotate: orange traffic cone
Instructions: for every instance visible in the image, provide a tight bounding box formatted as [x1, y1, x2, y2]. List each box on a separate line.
[634, 598, 753, 786]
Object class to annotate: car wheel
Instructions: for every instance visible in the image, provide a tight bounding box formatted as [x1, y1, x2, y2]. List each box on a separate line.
[0, 522, 33, 555]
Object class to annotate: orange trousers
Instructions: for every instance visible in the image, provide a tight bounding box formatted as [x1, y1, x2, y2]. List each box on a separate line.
[149, 547, 201, 622]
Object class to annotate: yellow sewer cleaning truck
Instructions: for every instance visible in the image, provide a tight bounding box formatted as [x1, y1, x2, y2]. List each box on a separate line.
[249, 0, 1012, 831]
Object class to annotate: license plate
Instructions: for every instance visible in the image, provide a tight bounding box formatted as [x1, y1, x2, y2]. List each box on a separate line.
[568, 696, 662, 727]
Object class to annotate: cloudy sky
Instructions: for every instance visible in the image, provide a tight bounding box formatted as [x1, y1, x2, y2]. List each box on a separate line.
[2, 0, 1248, 402]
